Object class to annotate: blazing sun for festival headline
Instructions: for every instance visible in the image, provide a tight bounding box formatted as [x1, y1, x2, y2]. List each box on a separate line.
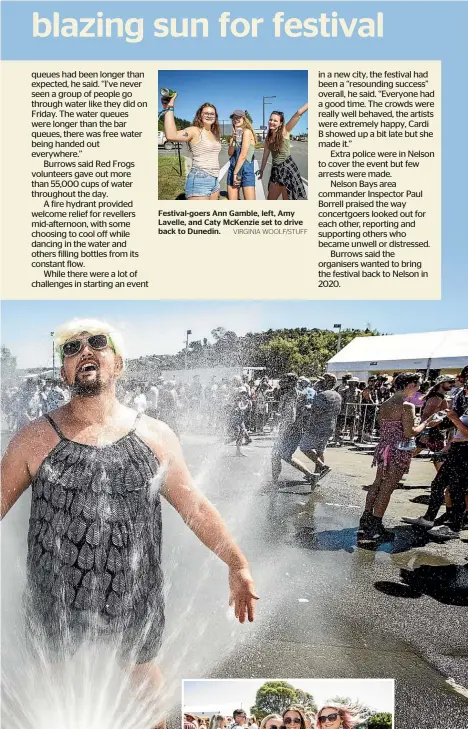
[32, 11, 384, 43]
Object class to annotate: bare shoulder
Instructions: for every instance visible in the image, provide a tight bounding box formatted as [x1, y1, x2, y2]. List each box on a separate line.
[136, 414, 181, 461]
[403, 401, 415, 410]
[5, 416, 56, 454]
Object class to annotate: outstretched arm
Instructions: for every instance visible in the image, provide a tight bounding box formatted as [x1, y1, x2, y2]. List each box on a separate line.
[285, 102, 308, 133]
[149, 421, 259, 622]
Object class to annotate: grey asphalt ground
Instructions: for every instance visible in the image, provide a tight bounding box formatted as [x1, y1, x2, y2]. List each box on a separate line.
[2, 431, 467, 727]
[158, 143, 309, 199]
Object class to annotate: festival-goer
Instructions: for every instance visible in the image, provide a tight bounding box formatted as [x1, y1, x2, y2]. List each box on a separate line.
[271, 373, 315, 484]
[258, 104, 308, 200]
[402, 378, 468, 538]
[283, 706, 308, 729]
[249, 716, 258, 729]
[259, 715, 283, 729]
[412, 375, 455, 470]
[0, 319, 258, 729]
[231, 710, 248, 729]
[298, 373, 342, 479]
[209, 715, 228, 729]
[162, 93, 222, 201]
[227, 385, 251, 456]
[227, 110, 257, 201]
[334, 376, 360, 445]
[358, 372, 439, 543]
[358, 376, 378, 441]
[315, 703, 359, 729]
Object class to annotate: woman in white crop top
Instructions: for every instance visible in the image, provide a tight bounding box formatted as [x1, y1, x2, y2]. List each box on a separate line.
[162, 92, 222, 200]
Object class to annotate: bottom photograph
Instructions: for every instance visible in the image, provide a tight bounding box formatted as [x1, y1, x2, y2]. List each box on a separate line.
[183, 679, 394, 729]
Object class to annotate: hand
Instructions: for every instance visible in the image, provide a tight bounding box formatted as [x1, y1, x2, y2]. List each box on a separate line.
[256, 169, 263, 180]
[445, 409, 459, 423]
[233, 173, 241, 188]
[162, 91, 177, 109]
[228, 566, 259, 623]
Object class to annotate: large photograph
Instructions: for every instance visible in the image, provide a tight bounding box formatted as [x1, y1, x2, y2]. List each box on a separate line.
[1, 301, 467, 728]
[158, 70, 308, 201]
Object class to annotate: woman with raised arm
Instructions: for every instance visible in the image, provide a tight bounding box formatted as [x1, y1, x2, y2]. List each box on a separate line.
[161, 92, 221, 201]
[258, 103, 308, 200]
[227, 110, 257, 201]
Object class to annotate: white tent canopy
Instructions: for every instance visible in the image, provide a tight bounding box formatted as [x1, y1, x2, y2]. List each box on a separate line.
[327, 329, 468, 375]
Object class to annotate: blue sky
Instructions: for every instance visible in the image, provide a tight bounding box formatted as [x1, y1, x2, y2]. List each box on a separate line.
[158, 70, 309, 134]
[183, 678, 394, 715]
[2, 299, 465, 369]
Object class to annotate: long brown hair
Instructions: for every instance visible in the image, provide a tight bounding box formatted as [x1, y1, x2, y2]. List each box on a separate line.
[267, 110, 285, 153]
[193, 102, 221, 140]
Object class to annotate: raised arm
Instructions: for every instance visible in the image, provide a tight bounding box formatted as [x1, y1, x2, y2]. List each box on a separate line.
[161, 92, 197, 143]
[148, 421, 258, 622]
[1, 429, 32, 519]
[285, 102, 308, 133]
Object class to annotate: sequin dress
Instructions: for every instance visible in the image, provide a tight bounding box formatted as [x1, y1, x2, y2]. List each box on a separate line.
[26, 414, 165, 663]
[372, 419, 413, 475]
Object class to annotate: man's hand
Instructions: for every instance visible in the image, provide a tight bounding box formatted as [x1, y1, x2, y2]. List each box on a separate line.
[228, 567, 259, 623]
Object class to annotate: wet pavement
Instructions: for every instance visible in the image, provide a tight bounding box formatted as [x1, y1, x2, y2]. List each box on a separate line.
[165, 433, 468, 727]
[2, 430, 467, 727]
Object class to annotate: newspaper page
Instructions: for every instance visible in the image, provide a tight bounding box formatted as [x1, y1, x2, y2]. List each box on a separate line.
[1, 1, 467, 729]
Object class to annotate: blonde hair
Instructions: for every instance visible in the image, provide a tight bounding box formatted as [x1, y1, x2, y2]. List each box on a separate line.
[259, 715, 282, 729]
[242, 117, 257, 143]
[54, 318, 126, 365]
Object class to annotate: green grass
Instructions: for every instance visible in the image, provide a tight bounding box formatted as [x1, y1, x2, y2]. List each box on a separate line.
[158, 155, 186, 200]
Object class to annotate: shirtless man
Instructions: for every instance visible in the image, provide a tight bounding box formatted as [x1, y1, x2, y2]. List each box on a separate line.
[1, 319, 258, 724]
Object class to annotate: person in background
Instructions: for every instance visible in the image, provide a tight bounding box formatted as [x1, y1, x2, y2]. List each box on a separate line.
[298, 373, 342, 479]
[259, 716, 283, 729]
[162, 92, 222, 201]
[358, 376, 378, 442]
[227, 110, 257, 201]
[249, 716, 258, 729]
[358, 372, 439, 543]
[231, 710, 248, 729]
[258, 104, 308, 200]
[412, 375, 455, 471]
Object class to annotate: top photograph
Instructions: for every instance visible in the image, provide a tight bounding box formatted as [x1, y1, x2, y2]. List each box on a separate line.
[158, 69, 308, 201]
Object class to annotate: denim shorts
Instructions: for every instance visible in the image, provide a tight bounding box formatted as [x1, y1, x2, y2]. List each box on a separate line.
[185, 167, 220, 198]
[227, 158, 256, 188]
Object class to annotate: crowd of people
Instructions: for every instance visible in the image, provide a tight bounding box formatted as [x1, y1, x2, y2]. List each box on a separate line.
[184, 703, 365, 729]
[3, 363, 467, 548]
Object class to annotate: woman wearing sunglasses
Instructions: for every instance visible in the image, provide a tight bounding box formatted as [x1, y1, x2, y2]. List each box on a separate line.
[227, 110, 257, 201]
[283, 706, 308, 729]
[315, 704, 358, 729]
[259, 715, 283, 729]
[258, 103, 308, 200]
[161, 92, 222, 201]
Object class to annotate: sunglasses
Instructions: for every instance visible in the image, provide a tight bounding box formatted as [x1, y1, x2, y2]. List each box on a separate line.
[269, 725, 285, 729]
[318, 714, 338, 724]
[61, 334, 112, 358]
[284, 720, 301, 725]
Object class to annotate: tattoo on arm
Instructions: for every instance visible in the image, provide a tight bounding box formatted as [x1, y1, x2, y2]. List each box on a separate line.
[182, 132, 189, 137]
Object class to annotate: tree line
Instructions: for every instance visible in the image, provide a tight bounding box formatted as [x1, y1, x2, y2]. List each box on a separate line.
[126, 326, 380, 380]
